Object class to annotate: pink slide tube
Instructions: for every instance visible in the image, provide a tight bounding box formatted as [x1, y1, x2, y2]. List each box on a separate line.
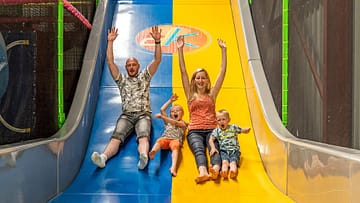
[64, 0, 92, 29]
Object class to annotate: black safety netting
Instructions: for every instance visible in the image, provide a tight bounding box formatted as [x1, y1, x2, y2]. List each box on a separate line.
[0, 1, 96, 145]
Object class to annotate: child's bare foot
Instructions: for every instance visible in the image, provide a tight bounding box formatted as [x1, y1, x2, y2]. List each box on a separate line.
[195, 175, 210, 184]
[149, 150, 156, 160]
[209, 167, 219, 180]
[170, 167, 177, 177]
[220, 170, 228, 179]
[230, 170, 238, 179]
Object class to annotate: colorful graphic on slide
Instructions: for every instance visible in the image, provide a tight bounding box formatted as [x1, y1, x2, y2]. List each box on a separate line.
[136, 24, 211, 54]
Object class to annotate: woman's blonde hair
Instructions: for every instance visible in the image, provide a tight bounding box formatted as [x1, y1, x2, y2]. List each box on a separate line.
[189, 68, 211, 99]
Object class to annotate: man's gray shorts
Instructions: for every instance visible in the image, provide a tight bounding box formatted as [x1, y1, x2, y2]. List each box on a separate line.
[111, 111, 152, 144]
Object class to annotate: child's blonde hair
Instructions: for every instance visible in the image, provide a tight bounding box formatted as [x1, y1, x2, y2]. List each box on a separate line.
[217, 109, 230, 119]
[171, 104, 184, 112]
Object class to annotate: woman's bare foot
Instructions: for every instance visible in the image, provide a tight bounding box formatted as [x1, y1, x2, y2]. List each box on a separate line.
[195, 175, 210, 183]
[209, 167, 219, 180]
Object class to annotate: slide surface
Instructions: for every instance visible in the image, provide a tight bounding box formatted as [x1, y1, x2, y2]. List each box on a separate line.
[50, 0, 294, 202]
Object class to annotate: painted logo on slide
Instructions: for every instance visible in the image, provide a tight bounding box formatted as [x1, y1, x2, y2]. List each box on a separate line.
[136, 25, 211, 54]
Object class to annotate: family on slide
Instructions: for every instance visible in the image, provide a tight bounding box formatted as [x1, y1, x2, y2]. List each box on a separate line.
[91, 25, 250, 184]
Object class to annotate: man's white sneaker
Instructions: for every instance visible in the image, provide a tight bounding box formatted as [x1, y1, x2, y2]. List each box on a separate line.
[137, 153, 148, 170]
[91, 152, 106, 168]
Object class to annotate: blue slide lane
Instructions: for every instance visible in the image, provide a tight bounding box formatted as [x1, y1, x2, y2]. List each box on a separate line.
[50, 1, 174, 202]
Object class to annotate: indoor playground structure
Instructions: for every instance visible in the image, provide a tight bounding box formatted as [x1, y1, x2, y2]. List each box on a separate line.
[0, 0, 95, 144]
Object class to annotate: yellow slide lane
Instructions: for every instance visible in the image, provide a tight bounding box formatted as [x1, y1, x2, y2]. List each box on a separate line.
[171, 0, 294, 202]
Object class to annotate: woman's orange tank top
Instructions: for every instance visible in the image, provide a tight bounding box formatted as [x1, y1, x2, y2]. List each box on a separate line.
[188, 94, 217, 131]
